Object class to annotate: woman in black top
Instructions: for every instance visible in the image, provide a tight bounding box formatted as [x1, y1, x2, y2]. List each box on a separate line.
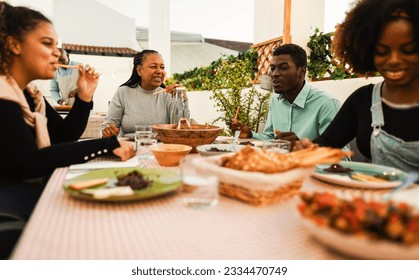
[295, 0, 419, 172]
[0, 3, 135, 220]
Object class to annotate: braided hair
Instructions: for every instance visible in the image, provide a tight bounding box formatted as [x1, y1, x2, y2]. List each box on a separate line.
[120, 49, 161, 88]
[0, 2, 51, 76]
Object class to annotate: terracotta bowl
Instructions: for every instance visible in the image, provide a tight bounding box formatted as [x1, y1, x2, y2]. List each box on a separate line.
[152, 124, 223, 153]
[149, 144, 192, 166]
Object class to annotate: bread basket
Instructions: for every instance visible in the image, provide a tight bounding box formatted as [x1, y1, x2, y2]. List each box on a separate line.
[193, 146, 351, 206]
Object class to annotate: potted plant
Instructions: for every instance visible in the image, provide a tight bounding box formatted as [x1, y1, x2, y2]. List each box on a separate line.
[203, 56, 271, 136]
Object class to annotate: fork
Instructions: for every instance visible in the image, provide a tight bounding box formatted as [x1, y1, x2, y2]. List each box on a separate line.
[232, 130, 240, 152]
[382, 172, 419, 202]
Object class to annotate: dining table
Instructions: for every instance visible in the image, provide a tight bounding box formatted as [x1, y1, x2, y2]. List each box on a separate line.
[10, 151, 416, 260]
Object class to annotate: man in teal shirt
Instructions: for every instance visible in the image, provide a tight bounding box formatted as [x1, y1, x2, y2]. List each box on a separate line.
[231, 44, 342, 148]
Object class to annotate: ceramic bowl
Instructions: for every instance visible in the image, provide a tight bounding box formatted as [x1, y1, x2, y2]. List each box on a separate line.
[149, 144, 192, 166]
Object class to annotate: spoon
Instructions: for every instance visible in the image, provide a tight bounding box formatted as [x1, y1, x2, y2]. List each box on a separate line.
[232, 130, 240, 152]
[382, 172, 419, 202]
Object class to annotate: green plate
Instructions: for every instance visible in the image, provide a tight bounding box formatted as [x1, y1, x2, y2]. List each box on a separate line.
[313, 161, 407, 189]
[64, 167, 181, 202]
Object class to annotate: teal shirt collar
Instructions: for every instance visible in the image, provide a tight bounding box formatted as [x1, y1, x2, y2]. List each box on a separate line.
[293, 82, 310, 109]
[276, 81, 310, 109]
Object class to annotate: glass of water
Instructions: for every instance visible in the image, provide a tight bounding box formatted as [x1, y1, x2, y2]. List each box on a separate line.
[262, 139, 291, 154]
[180, 157, 219, 209]
[135, 125, 156, 155]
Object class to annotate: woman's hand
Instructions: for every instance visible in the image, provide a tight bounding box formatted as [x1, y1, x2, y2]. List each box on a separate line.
[293, 138, 318, 151]
[102, 123, 119, 138]
[112, 140, 136, 161]
[76, 64, 100, 103]
[165, 83, 188, 101]
[165, 83, 181, 93]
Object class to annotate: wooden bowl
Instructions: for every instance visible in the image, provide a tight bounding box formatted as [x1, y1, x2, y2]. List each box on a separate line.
[152, 124, 223, 153]
[149, 144, 192, 166]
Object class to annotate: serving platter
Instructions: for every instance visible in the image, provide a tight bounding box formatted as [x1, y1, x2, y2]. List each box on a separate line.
[196, 144, 245, 156]
[297, 190, 419, 259]
[300, 215, 419, 259]
[312, 161, 406, 189]
[64, 167, 181, 202]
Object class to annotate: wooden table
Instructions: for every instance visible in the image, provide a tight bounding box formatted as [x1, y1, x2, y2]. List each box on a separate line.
[12, 155, 401, 260]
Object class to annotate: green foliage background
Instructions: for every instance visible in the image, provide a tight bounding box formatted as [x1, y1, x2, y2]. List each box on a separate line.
[307, 28, 357, 80]
[167, 49, 270, 136]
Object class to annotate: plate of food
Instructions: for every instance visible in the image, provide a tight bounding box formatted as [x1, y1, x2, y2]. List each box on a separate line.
[213, 137, 263, 148]
[312, 161, 406, 189]
[297, 192, 419, 259]
[196, 144, 245, 156]
[64, 167, 181, 202]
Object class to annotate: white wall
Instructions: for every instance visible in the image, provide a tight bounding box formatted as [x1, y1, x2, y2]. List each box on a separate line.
[253, 0, 324, 50]
[149, 0, 171, 75]
[53, 0, 139, 50]
[290, 0, 324, 49]
[311, 76, 383, 105]
[34, 54, 133, 113]
[253, 0, 283, 44]
[186, 77, 384, 128]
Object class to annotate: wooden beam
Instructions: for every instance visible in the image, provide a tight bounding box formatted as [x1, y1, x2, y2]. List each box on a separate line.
[283, 0, 292, 43]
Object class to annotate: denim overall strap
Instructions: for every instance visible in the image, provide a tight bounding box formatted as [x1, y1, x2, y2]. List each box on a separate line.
[370, 81, 384, 136]
[369, 81, 419, 172]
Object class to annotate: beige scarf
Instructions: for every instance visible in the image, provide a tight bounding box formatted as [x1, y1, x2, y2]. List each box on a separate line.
[0, 75, 51, 148]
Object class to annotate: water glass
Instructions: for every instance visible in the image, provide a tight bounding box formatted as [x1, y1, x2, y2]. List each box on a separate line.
[262, 139, 291, 154]
[180, 158, 219, 209]
[135, 125, 155, 154]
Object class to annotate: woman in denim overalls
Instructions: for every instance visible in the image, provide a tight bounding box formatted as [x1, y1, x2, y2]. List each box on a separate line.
[370, 82, 419, 172]
[294, 0, 419, 173]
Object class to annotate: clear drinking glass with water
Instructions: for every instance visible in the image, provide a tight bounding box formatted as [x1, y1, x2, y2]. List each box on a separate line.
[180, 157, 219, 209]
[262, 139, 291, 154]
[135, 125, 157, 156]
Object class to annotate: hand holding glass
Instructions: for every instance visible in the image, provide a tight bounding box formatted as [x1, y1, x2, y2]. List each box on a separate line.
[262, 139, 291, 154]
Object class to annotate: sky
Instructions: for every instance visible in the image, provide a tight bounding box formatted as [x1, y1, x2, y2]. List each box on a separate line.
[98, 0, 351, 43]
[11, 0, 352, 43]
[99, 0, 254, 42]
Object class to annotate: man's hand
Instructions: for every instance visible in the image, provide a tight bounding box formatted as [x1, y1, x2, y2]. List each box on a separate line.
[69, 89, 78, 98]
[274, 130, 300, 150]
[293, 138, 319, 151]
[227, 120, 252, 138]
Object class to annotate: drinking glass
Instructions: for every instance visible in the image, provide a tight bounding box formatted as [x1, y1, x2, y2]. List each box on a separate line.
[262, 139, 291, 154]
[135, 125, 155, 155]
[180, 157, 219, 209]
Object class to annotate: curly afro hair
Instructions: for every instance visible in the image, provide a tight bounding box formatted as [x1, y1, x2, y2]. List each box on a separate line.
[332, 0, 419, 75]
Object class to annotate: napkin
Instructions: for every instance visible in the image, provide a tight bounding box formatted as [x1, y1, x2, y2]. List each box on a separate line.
[69, 156, 141, 171]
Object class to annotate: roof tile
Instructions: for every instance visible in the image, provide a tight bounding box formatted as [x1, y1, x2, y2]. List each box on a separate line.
[62, 43, 137, 57]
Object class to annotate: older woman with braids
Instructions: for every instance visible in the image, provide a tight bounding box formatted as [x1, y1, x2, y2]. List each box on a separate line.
[101, 50, 190, 138]
[294, 0, 419, 172]
[0, 3, 135, 223]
